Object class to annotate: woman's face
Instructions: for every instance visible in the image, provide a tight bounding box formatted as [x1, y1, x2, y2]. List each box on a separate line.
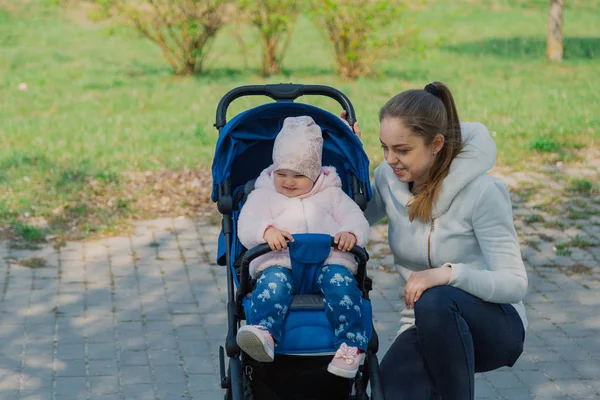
[379, 117, 441, 187]
[274, 169, 314, 198]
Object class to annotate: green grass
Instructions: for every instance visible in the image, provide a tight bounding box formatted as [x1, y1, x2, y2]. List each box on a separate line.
[554, 235, 597, 257]
[567, 207, 600, 220]
[1, 0, 599, 239]
[10, 221, 48, 242]
[523, 214, 545, 224]
[556, 248, 572, 257]
[533, 201, 561, 215]
[567, 178, 596, 195]
[555, 234, 596, 250]
[542, 220, 567, 230]
[569, 235, 596, 248]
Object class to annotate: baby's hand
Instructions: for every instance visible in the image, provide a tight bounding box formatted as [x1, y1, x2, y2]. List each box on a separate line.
[264, 227, 294, 251]
[334, 232, 357, 252]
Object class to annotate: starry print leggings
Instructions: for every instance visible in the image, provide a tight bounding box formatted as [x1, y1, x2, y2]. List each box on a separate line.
[250, 264, 367, 350]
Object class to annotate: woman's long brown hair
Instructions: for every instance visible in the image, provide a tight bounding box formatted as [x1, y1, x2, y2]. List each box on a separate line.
[379, 81, 463, 223]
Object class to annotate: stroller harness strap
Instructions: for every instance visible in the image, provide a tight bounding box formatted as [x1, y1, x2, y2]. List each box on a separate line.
[288, 234, 333, 294]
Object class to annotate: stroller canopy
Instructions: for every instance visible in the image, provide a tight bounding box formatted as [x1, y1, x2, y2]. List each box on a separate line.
[211, 102, 372, 203]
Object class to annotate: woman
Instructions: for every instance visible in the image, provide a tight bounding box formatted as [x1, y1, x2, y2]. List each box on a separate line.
[348, 81, 527, 399]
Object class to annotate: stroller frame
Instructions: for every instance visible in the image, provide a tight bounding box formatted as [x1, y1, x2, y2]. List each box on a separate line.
[213, 84, 384, 400]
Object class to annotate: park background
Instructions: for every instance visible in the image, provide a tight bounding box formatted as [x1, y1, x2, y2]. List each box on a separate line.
[1, 1, 600, 399]
[1, 0, 598, 254]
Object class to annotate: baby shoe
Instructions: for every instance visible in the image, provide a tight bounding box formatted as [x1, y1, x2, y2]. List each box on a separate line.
[327, 342, 364, 378]
[236, 325, 275, 362]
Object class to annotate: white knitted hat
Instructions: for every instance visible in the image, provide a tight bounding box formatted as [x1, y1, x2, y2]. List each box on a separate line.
[272, 116, 323, 182]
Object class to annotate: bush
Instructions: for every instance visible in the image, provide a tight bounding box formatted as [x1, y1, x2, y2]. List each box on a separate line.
[237, 0, 299, 76]
[309, 0, 405, 79]
[527, 136, 560, 153]
[94, 0, 231, 75]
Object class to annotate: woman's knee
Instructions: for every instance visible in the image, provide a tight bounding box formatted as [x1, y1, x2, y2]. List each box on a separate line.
[414, 286, 460, 319]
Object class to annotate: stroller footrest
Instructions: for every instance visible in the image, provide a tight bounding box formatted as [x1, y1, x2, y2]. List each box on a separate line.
[290, 294, 324, 310]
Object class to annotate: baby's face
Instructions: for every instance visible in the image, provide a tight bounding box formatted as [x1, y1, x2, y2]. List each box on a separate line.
[274, 169, 314, 198]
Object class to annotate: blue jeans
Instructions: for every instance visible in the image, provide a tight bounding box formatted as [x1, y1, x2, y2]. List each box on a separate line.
[250, 265, 367, 350]
[380, 286, 525, 400]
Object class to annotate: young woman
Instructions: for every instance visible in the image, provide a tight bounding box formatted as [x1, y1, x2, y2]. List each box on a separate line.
[350, 82, 527, 399]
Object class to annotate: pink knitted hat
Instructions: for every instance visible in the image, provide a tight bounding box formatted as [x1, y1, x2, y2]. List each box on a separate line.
[272, 116, 323, 182]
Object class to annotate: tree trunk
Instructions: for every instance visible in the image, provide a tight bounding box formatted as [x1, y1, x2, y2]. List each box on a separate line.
[546, 0, 564, 61]
[261, 36, 280, 76]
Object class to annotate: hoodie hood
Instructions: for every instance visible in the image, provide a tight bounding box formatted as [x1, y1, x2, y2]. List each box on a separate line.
[381, 122, 497, 218]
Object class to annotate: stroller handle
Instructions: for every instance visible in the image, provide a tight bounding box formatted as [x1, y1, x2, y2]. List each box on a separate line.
[238, 237, 369, 300]
[214, 84, 357, 130]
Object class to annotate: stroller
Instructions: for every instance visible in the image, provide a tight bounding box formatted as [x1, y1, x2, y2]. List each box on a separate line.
[212, 84, 384, 400]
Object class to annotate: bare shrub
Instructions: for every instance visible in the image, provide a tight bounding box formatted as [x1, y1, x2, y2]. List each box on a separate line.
[237, 0, 299, 76]
[309, 0, 406, 79]
[92, 0, 232, 75]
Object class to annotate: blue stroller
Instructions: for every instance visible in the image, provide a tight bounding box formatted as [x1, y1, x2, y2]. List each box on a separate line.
[212, 84, 384, 400]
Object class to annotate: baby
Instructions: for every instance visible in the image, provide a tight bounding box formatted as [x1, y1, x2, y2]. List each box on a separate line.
[236, 116, 371, 378]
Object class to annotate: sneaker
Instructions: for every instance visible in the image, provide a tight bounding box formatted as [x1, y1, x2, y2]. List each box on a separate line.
[327, 343, 364, 378]
[236, 325, 275, 362]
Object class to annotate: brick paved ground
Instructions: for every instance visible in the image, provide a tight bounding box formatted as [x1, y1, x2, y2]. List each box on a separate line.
[1, 160, 598, 399]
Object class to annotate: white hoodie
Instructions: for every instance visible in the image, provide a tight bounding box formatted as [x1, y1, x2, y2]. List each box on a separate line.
[365, 122, 528, 335]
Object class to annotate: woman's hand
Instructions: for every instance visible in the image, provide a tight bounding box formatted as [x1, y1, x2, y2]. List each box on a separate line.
[403, 266, 452, 309]
[340, 111, 361, 138]
[263, 227, 294, 251]
[334, 231, 357, 251]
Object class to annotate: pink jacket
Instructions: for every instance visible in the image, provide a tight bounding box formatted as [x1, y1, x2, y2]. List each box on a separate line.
[237, 165, 371, 278]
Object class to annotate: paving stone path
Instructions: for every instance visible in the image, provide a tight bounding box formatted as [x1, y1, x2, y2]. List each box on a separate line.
[1, 160, 598, 399]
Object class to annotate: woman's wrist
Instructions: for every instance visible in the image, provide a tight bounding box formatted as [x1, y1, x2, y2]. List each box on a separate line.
[441, 263, 452, 285]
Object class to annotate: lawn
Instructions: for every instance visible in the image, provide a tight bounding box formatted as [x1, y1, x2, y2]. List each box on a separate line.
[1, 0, 599, 241]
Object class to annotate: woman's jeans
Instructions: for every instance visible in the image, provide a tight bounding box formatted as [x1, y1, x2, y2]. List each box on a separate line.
[380, 286, 525, 400]
[250, 265, 367, 350]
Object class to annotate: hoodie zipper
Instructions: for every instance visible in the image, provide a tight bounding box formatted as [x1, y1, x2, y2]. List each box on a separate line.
[427, 218, 435, 268]
[300, 199, 308, 232]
